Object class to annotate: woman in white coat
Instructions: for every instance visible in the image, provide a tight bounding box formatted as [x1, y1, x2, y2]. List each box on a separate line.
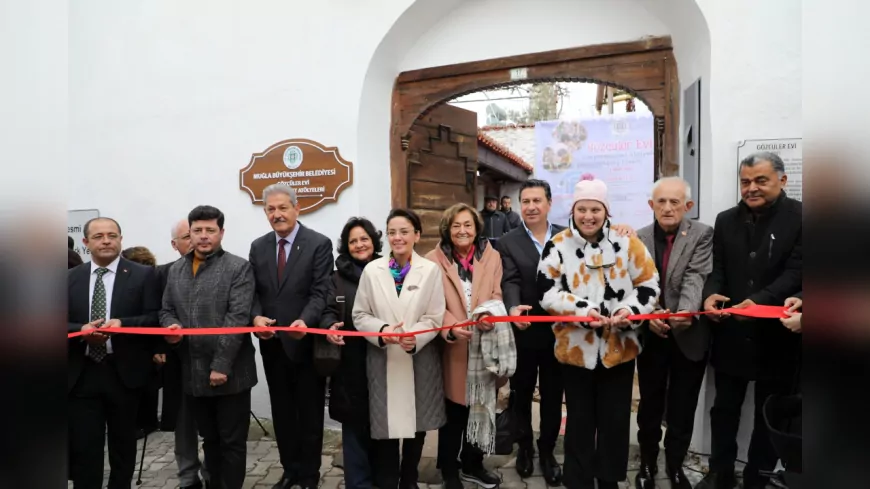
[352, 208, 447, 489]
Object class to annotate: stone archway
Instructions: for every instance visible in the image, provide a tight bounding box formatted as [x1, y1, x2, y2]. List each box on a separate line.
[390, 36, 679, 209]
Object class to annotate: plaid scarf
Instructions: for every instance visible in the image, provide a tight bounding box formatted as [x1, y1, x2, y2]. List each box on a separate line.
[466, 299, 517, 454]
[388, 254, 411, 293]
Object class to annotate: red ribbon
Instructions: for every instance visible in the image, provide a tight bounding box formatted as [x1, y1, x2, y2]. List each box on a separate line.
[67, 304, 788, 339]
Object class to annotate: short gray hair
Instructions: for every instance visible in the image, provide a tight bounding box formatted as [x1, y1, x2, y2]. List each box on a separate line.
[740, 151, 786, 175]
[170, 219, 186, 240]
[262, 184, 298, 206]
[650, 176, 692, 202]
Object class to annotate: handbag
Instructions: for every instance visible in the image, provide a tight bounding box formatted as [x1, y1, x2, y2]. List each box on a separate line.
[312, 276, 344, 377]
[494, 389, 518, 455]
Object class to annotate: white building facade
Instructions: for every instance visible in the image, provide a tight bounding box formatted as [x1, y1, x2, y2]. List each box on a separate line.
[68, 0, 801, 456]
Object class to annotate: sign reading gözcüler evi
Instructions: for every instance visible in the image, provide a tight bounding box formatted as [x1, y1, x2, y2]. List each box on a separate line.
[240, 139, 353, 213]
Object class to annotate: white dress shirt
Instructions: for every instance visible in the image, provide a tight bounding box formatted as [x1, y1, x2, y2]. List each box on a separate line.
[87, 255, 120, 355]
[522, 220, 553, 256]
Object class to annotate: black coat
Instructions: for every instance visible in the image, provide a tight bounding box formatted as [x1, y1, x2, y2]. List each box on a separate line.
[320, 254, 375, 426]
[482, 209, 511, 239]
[503, 209, 523, 230]
[499, 223, 566, 350]
[67, 258, 161, 393]
[702, 193, 802, 380]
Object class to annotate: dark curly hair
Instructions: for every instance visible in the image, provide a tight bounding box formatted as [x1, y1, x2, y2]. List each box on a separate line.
[337, 217, 383, 256]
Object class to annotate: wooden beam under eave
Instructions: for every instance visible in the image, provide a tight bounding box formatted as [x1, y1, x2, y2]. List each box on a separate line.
[477, 146, 530, 182]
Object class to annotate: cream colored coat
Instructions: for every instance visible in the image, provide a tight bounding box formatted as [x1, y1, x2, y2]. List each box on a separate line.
[352, 252, 447, 439]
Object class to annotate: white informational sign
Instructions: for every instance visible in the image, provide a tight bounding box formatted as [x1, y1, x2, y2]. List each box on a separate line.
[534, 112, 655, 229]
[736, 138, 802, 202]
[68, 209, 100, 261]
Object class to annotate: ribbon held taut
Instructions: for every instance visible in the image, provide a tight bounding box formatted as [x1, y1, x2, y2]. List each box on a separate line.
[67, 304, 789, 339]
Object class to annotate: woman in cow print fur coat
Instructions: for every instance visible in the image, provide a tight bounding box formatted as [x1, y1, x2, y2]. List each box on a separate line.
[536, 176, 660, 489]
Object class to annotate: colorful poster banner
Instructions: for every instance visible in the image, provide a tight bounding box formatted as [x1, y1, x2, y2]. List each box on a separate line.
[534, 113, 655, 229]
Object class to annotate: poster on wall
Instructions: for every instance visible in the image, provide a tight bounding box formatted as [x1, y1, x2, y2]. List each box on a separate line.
[68, 209, 100, 261]
[736, 138, 801, 202]
[534, 112, 655, 230]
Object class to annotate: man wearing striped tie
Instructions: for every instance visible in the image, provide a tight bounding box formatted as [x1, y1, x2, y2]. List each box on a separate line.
[67, 217, 161, 489]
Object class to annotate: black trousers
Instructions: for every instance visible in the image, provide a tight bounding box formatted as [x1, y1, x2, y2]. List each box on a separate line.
[437, 400, 485, 477]
[512, 346, 564, 454]
[191, 389, 251, 489]
[262, 348, 326, 484]
[636, 333, 707, 468]
[68, 359, 141, 489]
[562, 360, 635, 488]
[370, 432, 426, 489]
[709, 370, 794, 476]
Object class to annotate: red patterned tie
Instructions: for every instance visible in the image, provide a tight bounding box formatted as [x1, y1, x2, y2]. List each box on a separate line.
[277, 238, 288, 282]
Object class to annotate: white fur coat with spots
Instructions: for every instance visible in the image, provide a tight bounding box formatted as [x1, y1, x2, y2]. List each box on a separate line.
[536, 220, 660, 369]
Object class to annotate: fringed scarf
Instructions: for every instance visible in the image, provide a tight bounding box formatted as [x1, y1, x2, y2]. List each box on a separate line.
[388, 254, 411, 293]
[453, 244, 476, 282]
[466, 299, 517, 454]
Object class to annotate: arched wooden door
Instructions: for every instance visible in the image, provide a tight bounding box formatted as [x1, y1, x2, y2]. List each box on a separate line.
[404, 104, 478, 254]
[391, 36, 679, 215]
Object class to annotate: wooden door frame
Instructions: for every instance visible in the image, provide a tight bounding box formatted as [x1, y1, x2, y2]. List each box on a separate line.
[390, 35, 679, 209]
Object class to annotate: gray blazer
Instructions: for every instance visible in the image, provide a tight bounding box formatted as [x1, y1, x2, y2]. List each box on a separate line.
[160, 248, 258, 397]
[637, 218, 714, 361]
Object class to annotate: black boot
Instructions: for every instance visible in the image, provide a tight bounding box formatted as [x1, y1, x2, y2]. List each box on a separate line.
[634, 461, 657, 489]
[460, 466, 501, 489]
[539, 451, 562, 487]
[695, 469, 737, 489]
[515, 444, 534, 478]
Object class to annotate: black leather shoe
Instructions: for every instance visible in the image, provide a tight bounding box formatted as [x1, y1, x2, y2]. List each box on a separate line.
[271, 478, 295, 489]
[460, 467, 501, 489]
[539, 451, 562, 487]
[516, 445, 534, 478]
[666, 466, 692, 489]
[695, 470, 736, 489]
[635, 462, 657, 489]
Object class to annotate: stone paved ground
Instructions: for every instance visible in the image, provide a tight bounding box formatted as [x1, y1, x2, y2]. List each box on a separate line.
[71, 420, 719, 489]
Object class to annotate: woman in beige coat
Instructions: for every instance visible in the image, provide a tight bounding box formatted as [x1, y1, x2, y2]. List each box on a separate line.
[425, 203, 505, 489]
[353, 208, 447, 489]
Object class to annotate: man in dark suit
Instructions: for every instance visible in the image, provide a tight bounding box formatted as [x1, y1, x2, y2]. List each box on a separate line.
[697, 152, 802, 489]
[499, 179, 565, 486]
[249, 184, 334, 489]
[67, 217, 161, 489]
[635, 177, 714, 489]
[156, 218, 209, 489]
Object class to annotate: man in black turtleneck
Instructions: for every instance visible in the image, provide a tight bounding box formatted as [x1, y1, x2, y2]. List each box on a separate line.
[697, 152, 802, 489]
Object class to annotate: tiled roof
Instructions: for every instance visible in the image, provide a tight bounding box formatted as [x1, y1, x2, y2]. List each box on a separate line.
[477, 131, 533, 172]
[479, 125, 537, 173]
